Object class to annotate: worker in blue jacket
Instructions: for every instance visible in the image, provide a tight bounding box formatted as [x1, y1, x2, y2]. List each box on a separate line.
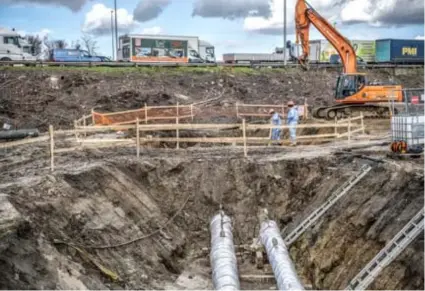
[269, 109, 282, 143]
[287, 101, 299, 146]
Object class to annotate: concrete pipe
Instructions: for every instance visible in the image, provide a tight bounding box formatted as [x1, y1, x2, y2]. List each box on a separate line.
[210, 211, 240, 291]
[0, 129, 39, 140]
[260, 220, 304, 291]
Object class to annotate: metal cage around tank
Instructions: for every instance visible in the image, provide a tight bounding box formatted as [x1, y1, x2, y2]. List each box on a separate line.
[390, 88, 424, 151]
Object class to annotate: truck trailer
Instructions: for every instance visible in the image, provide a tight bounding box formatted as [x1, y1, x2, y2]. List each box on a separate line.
[223, 41, 299, 64]
[0, 27, 37, 61]
[309, 39, 376, 63]
[117, 34, 215, 63]
[375, 39, 424, 64]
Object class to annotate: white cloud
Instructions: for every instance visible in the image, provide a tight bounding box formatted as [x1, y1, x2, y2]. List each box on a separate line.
[17, 28, 52, 38]
[192, 0, 272, 19]
[340, 0, 424, 26]
[82, 3, 139, 36]
[243, 0, 424, 35]
[415, 35, 424, 40]
[141, 26, 164, 35]
[133, 0, 171, 22]
[243, 0, 338, 35]
[2, 0, 91, 11]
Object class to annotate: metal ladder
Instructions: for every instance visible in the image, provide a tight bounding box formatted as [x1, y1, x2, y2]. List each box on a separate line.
[283, 164, 372, 246]
[346, 208, 424, 290]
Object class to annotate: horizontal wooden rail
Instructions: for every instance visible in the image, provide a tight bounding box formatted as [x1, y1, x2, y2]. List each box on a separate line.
[0, 136, 49, 149]
[139, 136, 340, 144]
[80, 139, 133, 143]
[238, 113, 271, 117]
[337, 115, 364, 124]
[246, 123, 359, 130]
[76, 123, 241, 131]
[238, 104, 285, 108]
[147, 105, 192, 109]
[94, 108, 144, 116]
[143, 114, 193, 121]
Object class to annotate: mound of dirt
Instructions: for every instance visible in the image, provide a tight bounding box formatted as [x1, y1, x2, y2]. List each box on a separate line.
[0, 152, 422, 290]
[0, 67, 423, 131]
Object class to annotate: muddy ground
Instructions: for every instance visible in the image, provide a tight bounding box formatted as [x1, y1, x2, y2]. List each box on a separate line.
[0, 66, 423, 131]
[0, 139, 423, 290]
[0, 66, 423, 290]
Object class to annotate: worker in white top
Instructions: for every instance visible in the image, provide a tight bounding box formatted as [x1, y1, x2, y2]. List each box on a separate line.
[269, 109, 282, 143]
[286, 101, 299, 146]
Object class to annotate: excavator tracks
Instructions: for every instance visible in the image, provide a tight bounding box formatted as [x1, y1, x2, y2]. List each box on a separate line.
[312, 104, 396, 120]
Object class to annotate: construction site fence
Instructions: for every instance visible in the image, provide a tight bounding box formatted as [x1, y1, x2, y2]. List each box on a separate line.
[0, 114, 366, 172]
[236, 100, 309, 120]
[389, 88, 425, 116]
[75, 103, 195, 126]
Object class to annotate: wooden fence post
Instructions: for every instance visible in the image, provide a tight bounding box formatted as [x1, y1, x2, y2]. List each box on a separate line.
[348, 116, 352, 142]
[242, 118, 247, 157]
[176, 117, 180, 149]
[176, 102, 180, 149]
[334, 117, 338, 137]
[144, 103, 148, 124]
[91, 108, 95, 125]
[49, 125, 54, 172]
[73, 120, 79, 142]
[136, 118, 140, 158]
[236, 102, 239, 118]
[304, 99, 308, 119]
[361, 112, 365, 134]
[190, 104, 194, 121]
[83, 117, 87, 138]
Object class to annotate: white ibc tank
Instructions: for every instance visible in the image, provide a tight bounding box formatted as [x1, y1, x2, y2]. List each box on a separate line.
[391, 114, 424, 147]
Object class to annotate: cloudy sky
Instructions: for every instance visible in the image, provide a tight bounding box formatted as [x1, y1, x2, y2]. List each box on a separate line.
[0, 0, 424, 59]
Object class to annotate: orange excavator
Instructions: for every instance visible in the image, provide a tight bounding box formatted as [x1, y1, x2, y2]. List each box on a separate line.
[295, 0, 403, 119]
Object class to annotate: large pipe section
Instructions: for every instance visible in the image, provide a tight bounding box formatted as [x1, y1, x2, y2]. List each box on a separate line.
[260, 220, 304, 291]
[210, 211, 240, 290]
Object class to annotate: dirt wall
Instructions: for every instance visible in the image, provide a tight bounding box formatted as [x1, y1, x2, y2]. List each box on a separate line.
[0, 153, 422, 289]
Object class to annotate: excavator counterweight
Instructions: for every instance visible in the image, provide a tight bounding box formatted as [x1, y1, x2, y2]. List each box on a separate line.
[295, 0, 403, 119]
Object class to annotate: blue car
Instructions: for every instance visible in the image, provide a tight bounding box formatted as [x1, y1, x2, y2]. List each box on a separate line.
[49, 49, 107, 62]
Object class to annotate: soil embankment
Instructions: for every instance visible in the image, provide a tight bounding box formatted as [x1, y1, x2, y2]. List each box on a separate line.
[0, 67, 423, 130]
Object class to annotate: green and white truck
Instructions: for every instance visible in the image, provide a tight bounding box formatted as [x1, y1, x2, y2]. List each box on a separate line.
[117, 34, 215, 63]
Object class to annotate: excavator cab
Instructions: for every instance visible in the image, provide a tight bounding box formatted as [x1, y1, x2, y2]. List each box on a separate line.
[335, 74, 366, 100]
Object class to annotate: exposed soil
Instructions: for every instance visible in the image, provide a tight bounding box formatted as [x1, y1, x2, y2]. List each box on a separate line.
[0, 67, 423, 130]
[0, 142, 423, 290]
[0, 66, 423, 290]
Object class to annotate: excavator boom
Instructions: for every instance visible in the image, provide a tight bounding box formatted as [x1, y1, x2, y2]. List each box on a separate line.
[295, 0, 403, 120]
[295, 0, 357, 73]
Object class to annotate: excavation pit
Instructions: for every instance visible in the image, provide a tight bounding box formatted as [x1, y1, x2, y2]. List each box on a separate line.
[0, 146, 423, 290]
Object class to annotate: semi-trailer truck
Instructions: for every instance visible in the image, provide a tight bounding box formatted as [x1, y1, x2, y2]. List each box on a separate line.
[117, 34, 215, 63]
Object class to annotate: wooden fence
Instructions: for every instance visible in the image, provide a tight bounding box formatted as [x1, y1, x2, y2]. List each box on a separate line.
[0, 114, 365, 171]
[75, 103, 195, 126]
[236, 99, 309, 120]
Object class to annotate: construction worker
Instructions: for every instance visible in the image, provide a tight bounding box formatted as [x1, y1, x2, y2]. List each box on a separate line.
[269, 109, 282, 143]
[287, 101, 299, 146]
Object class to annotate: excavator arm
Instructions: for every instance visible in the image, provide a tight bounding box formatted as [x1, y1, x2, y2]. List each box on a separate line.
[295, 0, 357, 73]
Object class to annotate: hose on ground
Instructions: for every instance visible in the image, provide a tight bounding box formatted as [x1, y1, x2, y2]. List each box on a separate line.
[53, 192, 192, 249]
